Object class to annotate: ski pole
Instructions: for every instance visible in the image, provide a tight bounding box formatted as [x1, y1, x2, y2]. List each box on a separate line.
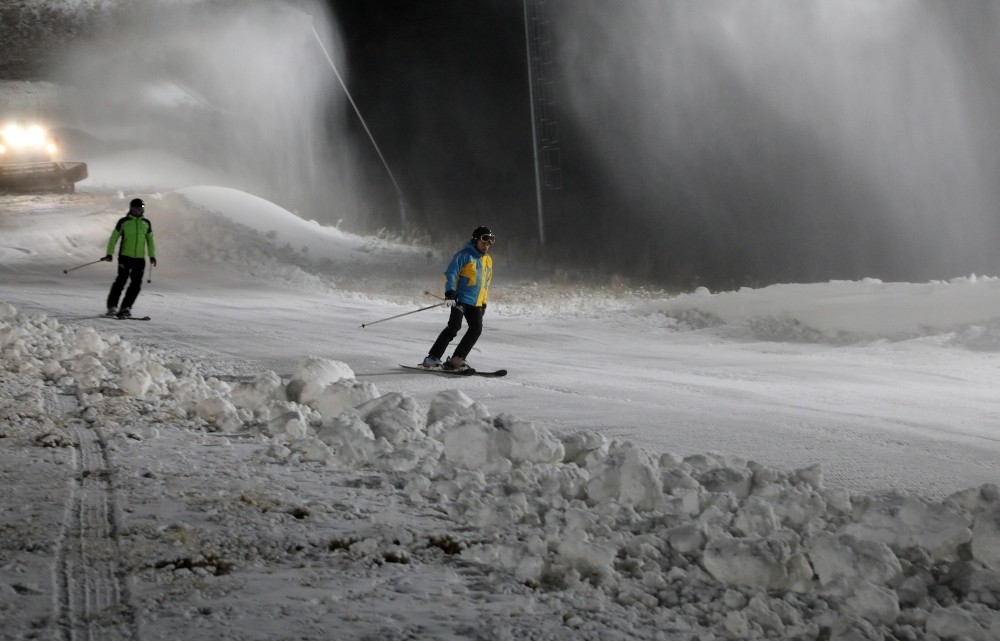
[147, 262, 153, 284]
[361, 302, 444, 328]
[62, 258, 105, 274]
[424, 290, 445, 300]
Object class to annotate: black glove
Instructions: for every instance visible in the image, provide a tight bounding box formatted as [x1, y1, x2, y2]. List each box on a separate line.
[150, 257, 157, 267]
[102, 255, 113, 262]
[481, 303, 487, 315]
[444, 290, 456, 300]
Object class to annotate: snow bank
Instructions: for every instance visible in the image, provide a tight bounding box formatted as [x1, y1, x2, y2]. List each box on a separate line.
[3, 301, 1000, 640]
[643, 277, 1000, 345]
[172, 186, 426, 265]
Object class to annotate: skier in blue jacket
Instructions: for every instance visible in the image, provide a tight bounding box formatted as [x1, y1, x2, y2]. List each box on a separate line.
[422, 226, 495, 371]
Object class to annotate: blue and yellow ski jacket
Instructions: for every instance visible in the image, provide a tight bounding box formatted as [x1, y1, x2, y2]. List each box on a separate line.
[443, 241, 492, 307]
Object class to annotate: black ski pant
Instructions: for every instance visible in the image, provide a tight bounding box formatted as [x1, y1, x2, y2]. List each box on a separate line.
[106, 256, 145, 310]
[429, 304, 483, 361]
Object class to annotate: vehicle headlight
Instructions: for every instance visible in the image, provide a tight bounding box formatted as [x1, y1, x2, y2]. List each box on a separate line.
[1, 123, 48, 148]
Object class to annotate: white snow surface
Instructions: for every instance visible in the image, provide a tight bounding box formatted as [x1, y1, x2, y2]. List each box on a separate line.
[1, 0, 999, 632]
[3, 185, 1000, 639]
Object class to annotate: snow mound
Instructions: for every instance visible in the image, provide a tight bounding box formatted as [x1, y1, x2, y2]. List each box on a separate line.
[4, 301, 1000, 640]
[173, 185, 424, 264]
[642, 277, 1000, 346]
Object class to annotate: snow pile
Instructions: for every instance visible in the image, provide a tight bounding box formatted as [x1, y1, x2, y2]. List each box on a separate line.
[4, 301, 1000, 639]
[643, 277, 1000, 346]
[141, 188, 439, 296]
[151, 192, 335, 290]
[173, 186, 354, 256]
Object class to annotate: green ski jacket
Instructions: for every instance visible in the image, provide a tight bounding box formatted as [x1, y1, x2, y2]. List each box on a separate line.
[106, 215, 156, 259]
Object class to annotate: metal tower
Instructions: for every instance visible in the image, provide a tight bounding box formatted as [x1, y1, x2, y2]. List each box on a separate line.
[523, 0, 562, 245]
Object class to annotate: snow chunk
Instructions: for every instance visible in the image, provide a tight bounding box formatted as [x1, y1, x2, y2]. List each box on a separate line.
[926, 603, 1000, 641]
[845, 492, 973, 559]
[947, 483, 1000, 513]
[119, 363, 152, 397]
[257, 400, 317, 438]
[494, 414, 564, 465]
[314, 410, 380, 468]
[442, 419, 510, 474]
[231, 370, 287, 410]
[555, 531, 618, 586]
[440, 413, 564, 473]
[562, 431, 610, 467]
[822, 578, 900, 626]
[427, 388, 481, 425]
[73, 326, 108, 355]
[732, 495, 781, 537]
[196, 395, 242, 433]
[699, 465, 754, 499]
[69, 355, 108, 388]
[808, 532, 902, 585]
[354, 392, 423, 446]
[754, 484, 829, 531]
[970, 505, 1000, 572]
[703, 536, 812, 591]
[288, 437, 332, 463]
[310, 378, 379, 420]
[285, 356, 354, 404]
[585, 441, 660, 511]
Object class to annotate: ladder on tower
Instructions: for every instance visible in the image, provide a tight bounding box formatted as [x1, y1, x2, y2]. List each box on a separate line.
[525, 0, 563, 191]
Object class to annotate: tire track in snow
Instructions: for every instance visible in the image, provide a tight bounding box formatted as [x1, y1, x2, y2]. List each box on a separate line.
[52, 392, 138, 641]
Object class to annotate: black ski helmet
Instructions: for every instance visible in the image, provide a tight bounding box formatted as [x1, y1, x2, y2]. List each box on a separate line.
[471, 226, 492, 242]
[129, 198, 145, 211]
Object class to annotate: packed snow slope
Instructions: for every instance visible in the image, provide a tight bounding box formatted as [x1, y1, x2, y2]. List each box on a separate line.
[3, 188, 999, 497]
[2, 188, 1000, 641]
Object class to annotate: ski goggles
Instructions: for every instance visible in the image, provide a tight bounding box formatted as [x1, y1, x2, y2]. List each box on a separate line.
[478, 234, 495, 245]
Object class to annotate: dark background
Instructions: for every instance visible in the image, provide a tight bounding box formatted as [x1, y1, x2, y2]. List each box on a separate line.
[7, 1, 1000, 290]
[324, 1, 1000, 290]
[327, 2, 563, 255]
[326, 1, 644, 284]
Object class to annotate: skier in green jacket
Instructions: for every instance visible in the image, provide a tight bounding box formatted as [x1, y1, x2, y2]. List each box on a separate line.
[101, 198, 156, 318]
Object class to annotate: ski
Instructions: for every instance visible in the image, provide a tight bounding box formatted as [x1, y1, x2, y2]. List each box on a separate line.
[101, 315, 151, 321]
[401, 364, 475, 377]
[400, 365, 506, 378]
